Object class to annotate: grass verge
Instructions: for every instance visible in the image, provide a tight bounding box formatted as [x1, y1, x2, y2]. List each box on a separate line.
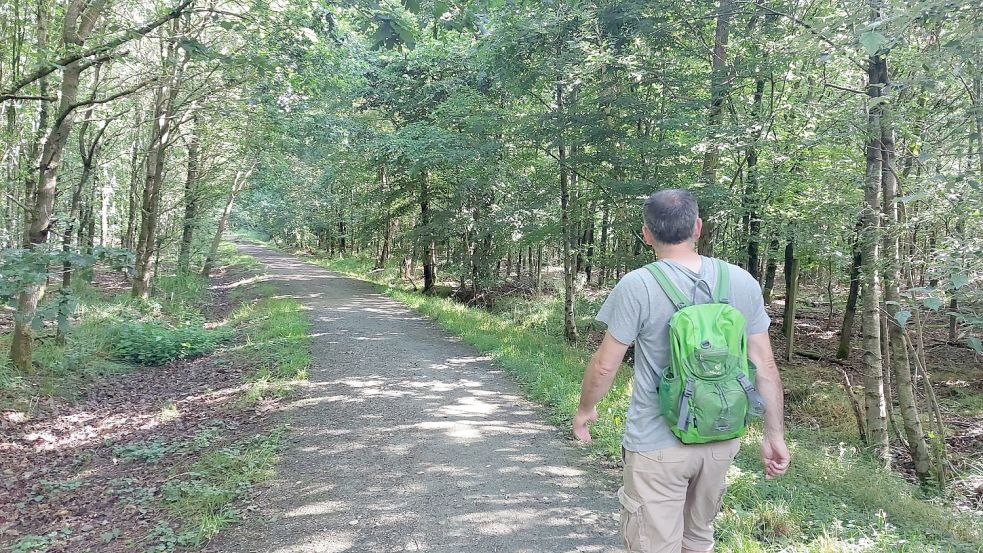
[306, 252, 982, 553]
[153, 250, 310, 546]
[148, 429, 283, 550]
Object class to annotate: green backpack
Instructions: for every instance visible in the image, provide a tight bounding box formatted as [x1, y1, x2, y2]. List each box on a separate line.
[646, 259, 766, 444]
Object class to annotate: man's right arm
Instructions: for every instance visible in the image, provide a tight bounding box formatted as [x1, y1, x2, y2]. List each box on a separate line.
[748, 331, 790, 479]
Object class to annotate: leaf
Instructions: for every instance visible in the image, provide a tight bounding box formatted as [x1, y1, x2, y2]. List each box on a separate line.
[402, 0, 421, 13]
[922, 296, 943, 311]
[950, 271, 969, 290]
[860, 31, 888, 55]
[433, 0, 449, 19]
[968, 336, 983, 353]
[893, 310, 911, 327]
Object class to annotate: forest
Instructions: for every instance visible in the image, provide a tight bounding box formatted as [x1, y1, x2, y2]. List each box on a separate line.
[1, 0, 981, 551]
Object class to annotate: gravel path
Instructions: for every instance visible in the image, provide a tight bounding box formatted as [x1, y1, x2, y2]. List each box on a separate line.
[209, 243, 621, 553]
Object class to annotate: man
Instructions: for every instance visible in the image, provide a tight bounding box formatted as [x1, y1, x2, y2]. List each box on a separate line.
[573, 189, 789, 553]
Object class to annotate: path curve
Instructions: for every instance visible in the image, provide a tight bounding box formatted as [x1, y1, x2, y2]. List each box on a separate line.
[209, 243, 620, 553]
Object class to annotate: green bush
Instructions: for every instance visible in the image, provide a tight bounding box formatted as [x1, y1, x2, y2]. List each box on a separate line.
[113, 322, 229, 366]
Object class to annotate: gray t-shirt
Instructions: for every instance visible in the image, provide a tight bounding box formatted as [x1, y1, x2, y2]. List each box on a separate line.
[596, 256, 771, 452]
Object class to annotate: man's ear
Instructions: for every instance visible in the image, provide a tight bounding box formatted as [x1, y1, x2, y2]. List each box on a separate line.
[641, 224, 655, 246]
[693, 218, 703, 241]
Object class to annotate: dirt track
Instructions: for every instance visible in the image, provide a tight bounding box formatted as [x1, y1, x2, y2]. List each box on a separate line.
[208, 243, 621, 553]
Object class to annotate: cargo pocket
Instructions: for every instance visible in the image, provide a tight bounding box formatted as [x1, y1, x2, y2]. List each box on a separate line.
[710, 438, 741, 462]
[617, 487, 648, 552]
[708, 440, 740, 520]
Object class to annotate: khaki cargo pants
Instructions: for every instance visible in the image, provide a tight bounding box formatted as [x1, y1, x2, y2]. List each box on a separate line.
[618, 439, 740, 552]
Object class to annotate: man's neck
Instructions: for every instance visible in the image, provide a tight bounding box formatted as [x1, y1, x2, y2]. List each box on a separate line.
[654, 243, 702, 272]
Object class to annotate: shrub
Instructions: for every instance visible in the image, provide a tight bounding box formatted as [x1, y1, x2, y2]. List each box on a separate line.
[114, 322, 229, 366]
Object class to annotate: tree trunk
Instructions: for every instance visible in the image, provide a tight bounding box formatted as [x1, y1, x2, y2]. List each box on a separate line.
[10, 0, 104, 369]
[557, 82, 578, 343]
[744, 77, 766, 280]
[202, 168, 251, 278]
[133, 20, 184, 298]
[782, 239, 799, 362]
[762, 238, 779, 305]
[177, 111, 200, 272]
[696, 0, 734, 257]
[880, 99, 931, 480]
[599, 201, 610, 285]
[420, 172, 436, 294]
[20, 0, 51, 243]
[859, 15, 890, 464]
[837, 242, 862, 360]
[375, 166, 395, 269]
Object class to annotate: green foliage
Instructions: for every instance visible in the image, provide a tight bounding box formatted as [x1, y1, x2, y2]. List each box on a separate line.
[113, 439, 180, 464]
[153, 272, 209, 320]
[112, 322, 230, 366]
[232, 296, 311, 402]
[158, 430, 282, 548]
[10, 532, 58, 553]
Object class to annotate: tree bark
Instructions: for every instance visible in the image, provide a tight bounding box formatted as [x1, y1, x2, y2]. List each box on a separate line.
[782, 239, 799, 362]
[837, 237, 862, 360]
[744, 76, 766, 280]
[420, 171, 436, 294]
[557, 81, 578, 342]
[696, 0, 734, 256]
[762, 238, 779, 305]
[202, 167, 251, 278]
[859, 11, 890, 463]
[177, 111, 200, 272]
[133, 19, 185, 298]
[879, 84, 931, 481]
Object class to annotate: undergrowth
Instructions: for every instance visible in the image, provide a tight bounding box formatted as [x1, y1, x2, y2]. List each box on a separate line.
[150, 429, 283, 550]
[309, 252, 983, 553]
[3, 243, 309, 553]
[0, 273, 217, 403]
[231, 295, 311, 402]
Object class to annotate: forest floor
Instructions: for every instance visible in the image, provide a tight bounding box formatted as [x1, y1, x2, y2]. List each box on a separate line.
[0, 246, 309, 552]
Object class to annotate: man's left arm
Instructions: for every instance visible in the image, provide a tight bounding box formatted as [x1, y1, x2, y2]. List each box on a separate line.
[748, 331, 790, 478]
[573, 331, 630, 443]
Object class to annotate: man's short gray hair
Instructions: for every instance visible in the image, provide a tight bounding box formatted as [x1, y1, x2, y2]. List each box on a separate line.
[643, 189, 700, 245]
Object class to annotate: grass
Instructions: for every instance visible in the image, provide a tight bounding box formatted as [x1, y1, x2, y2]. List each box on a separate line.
[307, 252, 983, 553]
[152, 429, 283, 550]
[148, 248, 310, 546]
[230, 295, 311, 403]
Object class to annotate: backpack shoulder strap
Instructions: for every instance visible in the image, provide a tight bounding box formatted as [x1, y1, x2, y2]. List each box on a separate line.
[713, 258, 731, 304]
[645, 262, 691, 310]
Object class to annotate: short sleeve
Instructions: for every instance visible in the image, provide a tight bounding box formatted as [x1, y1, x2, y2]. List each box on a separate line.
[737, 269, 771, 334]
[596, 273, 645, 345]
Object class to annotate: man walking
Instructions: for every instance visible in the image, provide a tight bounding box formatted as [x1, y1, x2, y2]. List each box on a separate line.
[573, 189, 789, 553]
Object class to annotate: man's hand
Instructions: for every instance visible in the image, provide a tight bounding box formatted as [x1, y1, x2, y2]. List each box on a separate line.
[573, 332, 629, 444]
[573, 406, 598, 443]
[761, 435, 790, 479]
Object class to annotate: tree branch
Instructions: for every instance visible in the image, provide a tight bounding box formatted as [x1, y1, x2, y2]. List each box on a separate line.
[52, 78, 154, 133]
[2, 95, 57, 102]
[738, 1, 866, 71]
[0, 0, 195, 102]
[823, 82, 866, 94]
